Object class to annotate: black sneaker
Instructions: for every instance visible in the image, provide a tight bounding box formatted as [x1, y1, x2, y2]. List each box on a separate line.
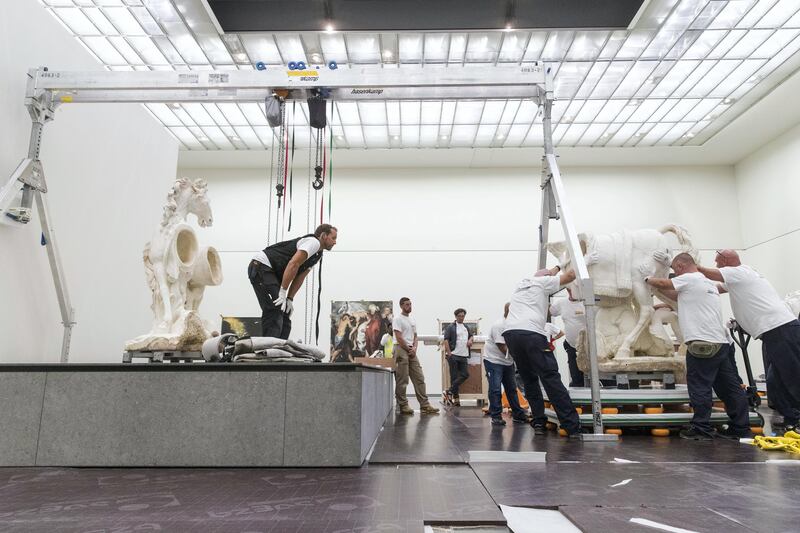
[491, 417, 506, 426]
[775, 424, 798, 436]
[679, 427, 714, 440]
[567, 428, 586, 439]
[441, 391, 453, 406]
[512, 415, 530, 424]
[717, 427, 753, 440]
[532, 424, 546, 435]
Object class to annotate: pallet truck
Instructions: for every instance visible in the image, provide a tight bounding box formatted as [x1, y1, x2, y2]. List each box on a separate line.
[728, 319, 763, 408]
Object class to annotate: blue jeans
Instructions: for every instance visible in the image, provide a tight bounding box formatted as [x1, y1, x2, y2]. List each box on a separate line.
[484, 360, 527, 420]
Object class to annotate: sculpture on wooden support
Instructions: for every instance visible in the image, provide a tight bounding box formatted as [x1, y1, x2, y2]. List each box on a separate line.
[125, 178, 222, 352]
[548, 224, 696, 379]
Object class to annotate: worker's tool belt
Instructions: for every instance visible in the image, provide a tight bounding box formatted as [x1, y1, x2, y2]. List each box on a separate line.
[687, 341, 723, 358]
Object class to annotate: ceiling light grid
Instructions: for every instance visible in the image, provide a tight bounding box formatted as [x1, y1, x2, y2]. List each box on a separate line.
[39, 0, 800, 150]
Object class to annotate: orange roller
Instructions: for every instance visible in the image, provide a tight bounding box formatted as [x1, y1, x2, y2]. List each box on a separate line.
[651, 428, 670, 437]
[601, 407, 619, 414]
[644, 407, 664, 414]
[558, 428, 568, 437]
[751, 426, 764, 435]
[575, 407, 583, 414]
[605, 428, 622, 435]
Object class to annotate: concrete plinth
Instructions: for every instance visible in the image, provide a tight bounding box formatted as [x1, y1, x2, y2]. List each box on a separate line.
[0, 363, 393, 467]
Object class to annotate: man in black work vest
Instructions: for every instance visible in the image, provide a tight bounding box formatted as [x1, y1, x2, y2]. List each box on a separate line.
[249, 224, 338, 339]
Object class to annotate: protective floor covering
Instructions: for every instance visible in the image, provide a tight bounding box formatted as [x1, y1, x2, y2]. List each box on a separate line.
[2, 405, 798, 532]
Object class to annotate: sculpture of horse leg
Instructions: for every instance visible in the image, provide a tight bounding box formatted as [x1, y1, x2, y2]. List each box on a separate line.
[615, 280, 655, 358]
[153, 262, 173, 331]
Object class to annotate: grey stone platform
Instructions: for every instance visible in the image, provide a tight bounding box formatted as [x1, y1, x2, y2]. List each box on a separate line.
[0, 363, 393, 467]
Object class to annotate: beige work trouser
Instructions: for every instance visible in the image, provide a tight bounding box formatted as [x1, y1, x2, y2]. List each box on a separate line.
[394, 345, 430, 407]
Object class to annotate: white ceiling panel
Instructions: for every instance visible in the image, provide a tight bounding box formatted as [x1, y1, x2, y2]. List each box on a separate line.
[39, 0, 800, 150]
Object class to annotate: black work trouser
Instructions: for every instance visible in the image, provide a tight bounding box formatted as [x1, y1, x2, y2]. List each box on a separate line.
[564, 340, 584, 387]
[761, 320, 800, 425]
[686, 343, 750, 434]
[248, 260, 291, 339]
[447, 356, 470, 396]
[504, 330, 580, 433]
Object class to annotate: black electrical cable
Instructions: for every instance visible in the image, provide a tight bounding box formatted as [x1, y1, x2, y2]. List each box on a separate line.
[315, 255, 323, 344]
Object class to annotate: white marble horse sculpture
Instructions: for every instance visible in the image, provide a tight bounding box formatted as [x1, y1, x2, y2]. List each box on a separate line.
[125, 178, 223, 351]
[548, 224, 697, 377]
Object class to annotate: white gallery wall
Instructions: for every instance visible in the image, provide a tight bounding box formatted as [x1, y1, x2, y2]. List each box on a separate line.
[0, 0, 179, 362]
[733, 122, 800, 371]
[179, 162, 743, 391]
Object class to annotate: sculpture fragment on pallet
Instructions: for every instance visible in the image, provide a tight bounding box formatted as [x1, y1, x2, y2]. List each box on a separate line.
[125, 178, 222, 352]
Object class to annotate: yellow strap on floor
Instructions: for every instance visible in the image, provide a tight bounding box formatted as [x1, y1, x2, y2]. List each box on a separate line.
[751, 431, 800, 454]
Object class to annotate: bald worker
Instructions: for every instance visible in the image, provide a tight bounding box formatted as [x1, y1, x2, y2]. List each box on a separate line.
[697, 250, 800, 434]
[645, 253, 751, 440]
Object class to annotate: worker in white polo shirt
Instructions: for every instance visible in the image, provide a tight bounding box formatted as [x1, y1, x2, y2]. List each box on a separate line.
[645, 253, 751, 440]
[697, 249, 800, 434]
[550, 287, 587, 387]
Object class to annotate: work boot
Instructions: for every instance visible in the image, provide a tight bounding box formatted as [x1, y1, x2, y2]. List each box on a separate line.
[452, 395, 461, 407]
[420, 404, 440, 415]
[679, 426, 714, 441]
[398, 405, 414, 415]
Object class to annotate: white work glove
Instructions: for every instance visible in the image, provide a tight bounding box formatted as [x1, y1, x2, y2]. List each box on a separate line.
[272, 287, 289, 312]
[285, 298, 294, 317]
[653, 250, 671, 267]
[584, 250, 600, 267]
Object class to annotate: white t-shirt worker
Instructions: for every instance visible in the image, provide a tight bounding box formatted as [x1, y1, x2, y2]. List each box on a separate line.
[484, 319, 512, 366]
[392, 314, 417, 347]
[671, 272, 730, 344]
[549, 298, 586, 347]
[719, 265, 796, 339]
[504, 275, 562, 335]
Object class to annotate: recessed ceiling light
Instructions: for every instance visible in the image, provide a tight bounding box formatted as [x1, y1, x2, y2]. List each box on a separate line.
[383, 50, 393, 59]
[627, 99, 642, 107]
[233, 53, 247, 62]
[310, 53, 322, 63]
[335, 135, 345, 141]
[496, 133, 505, 140]
[391, 135, 400, 140]
[747, 75, 761, 83]
[634, 132, 643, 137]
[169, 103, 181, 110]
[230, 135, 240, 141]
[504, 24, 513, 32]
[440, 135, 449, 140]
[684, 132, 695, 138]
[325, 23, 335, 33]
[198, 136, 209, 142]
[601, 133, 610, 139]
[723, 97, 735, 105]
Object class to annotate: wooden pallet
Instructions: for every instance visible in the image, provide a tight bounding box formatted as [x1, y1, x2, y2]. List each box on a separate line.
[122, 350, 204, 363]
